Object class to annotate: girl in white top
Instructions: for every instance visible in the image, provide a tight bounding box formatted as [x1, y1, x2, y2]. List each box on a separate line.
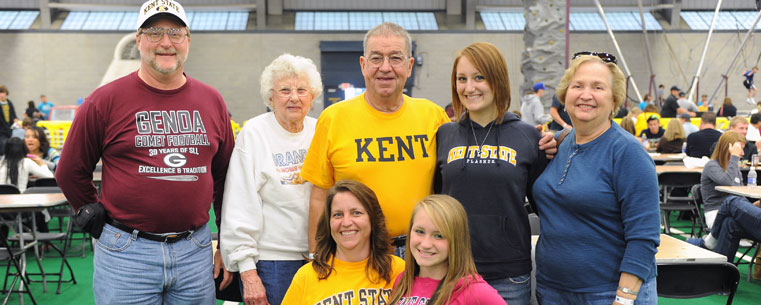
[0, 137, 53, 193]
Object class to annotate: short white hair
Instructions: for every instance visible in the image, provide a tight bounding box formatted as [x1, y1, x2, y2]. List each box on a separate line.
[259, 53, 323, 108]
[363, 22, 412, 57]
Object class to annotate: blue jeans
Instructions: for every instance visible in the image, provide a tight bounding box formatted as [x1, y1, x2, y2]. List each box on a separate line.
[712, 196, 761, 261]
[93, 223, 215, 305]
[536, 277, 657, 305]
[239, 260, 304, 305]
[486, 273, 531, 305]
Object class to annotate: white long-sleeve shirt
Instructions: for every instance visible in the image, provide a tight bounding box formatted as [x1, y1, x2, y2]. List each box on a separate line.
[0, 158, 54, 193]
[220, 112, 316, 273]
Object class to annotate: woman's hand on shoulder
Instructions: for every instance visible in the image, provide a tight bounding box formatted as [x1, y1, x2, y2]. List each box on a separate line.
[729, 142, 744, 157]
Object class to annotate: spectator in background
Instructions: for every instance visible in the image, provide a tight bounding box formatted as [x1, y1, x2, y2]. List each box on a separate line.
[698, 94, 711, 112]
[676, 91, 698, 116]
[24, 101, 41, 121]
[0, 137, 53, 193]
[548, 95, 572, 131]
[720, 116, 760, 163]
[747, 113, 761, 143]
[679, 112, 698, 137]
[639, 115, 664, 139]
[521, 83, 550, 127]
[744, 66, 758, 105]
[25, 126, 59, 171]
[0, 84, 18, 156]
[656, 84, 665, 107]
[661, 86, 683, 117]
[657, 118, 686, 153]
[620, 113, 637, 136]
[686, 112, 722, 158]
[445, 103, 455, 121]
[638, 94, 652, 111]
[717, 97, 737, 117]
[635, 104, 660, 136]
[11, 117, 33, 139]
[37, 94, 54, 120]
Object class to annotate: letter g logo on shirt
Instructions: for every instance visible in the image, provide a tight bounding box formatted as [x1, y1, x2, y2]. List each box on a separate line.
[163, 153, 187, 168]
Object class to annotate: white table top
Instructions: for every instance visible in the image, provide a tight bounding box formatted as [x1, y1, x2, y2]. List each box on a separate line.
[715, 185, 761, 199]
[0, 193, 68, 210]
[532, 234, 725, 264]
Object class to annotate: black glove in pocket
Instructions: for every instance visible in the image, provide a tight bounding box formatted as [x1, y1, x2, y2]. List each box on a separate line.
[73, 202, 106, 239]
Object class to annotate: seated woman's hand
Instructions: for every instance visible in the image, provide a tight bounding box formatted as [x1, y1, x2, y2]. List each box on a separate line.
[729, 142, 744, 157]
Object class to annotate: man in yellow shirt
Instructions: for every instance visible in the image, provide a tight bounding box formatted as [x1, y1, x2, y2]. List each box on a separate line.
[301, 22, 555, 257]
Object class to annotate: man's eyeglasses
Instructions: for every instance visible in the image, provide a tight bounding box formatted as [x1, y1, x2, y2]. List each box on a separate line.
[140, 27, 188, 44]
[572, 51, 617, 64]
[275, 87, 310, 97]
[366, 54, 407, 68]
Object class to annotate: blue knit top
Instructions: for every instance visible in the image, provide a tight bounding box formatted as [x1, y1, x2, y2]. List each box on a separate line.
[532, 122, 661, 292]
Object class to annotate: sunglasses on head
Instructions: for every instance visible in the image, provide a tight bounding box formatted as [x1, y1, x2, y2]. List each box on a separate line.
[572, 51, 617, 64]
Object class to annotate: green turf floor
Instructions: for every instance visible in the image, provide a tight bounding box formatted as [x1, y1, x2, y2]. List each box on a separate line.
[2, 211, 759, 304]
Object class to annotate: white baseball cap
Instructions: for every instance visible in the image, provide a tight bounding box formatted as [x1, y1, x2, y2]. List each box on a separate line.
[137, 0, 189, 30]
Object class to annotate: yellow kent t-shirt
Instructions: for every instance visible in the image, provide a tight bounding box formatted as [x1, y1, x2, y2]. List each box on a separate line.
[282, 255, 405, 305]
[301, 93, 450, 237]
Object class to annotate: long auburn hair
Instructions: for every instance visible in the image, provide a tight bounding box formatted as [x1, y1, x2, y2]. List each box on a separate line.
[711, 131, 746, 171]
[451, 42, 510, 124]
[312, 180, 393, 284]
[388, 195, 479, 305]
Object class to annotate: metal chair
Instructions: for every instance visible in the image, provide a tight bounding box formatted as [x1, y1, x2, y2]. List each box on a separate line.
[690, 184, 709, 237]
[32, 178, 57, 187]
[734, 241, 760, 282]
[657, 172, 702, 235]
[0, 223, 37, 305]
[0, 185, 19, 195]
[657, 262, 739, 305]
[7, 187, 77, 294]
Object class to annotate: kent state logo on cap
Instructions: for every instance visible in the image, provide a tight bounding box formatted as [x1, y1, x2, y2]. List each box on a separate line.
[137, 0, 189, 30]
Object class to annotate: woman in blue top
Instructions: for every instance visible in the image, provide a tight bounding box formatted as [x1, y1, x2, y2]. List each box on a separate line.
[532, 53, 661, 305]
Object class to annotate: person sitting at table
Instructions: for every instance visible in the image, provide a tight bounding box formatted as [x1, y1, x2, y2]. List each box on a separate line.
[686, 112, 722, 158]
[687, 196, 761, 262]
[0, 137, 53, 193]
[281, 180, 405, 304]
[25, 126, 59, 171]
[620, 113, 637, 136]
[656, 118, 686, 153]
[638, 114, 664, 139]
[699, 131, 745, 229]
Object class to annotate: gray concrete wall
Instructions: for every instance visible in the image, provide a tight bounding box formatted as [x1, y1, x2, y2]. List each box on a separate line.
[0, 31, 759, 121]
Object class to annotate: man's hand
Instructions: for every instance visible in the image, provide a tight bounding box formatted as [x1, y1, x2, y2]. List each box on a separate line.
[538, 131, 558, 160]
[213, 250, 232, 290]
[241, 269, 270, 305]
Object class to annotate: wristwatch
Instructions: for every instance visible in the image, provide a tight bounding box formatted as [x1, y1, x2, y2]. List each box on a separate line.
[618, 285, 638, 295]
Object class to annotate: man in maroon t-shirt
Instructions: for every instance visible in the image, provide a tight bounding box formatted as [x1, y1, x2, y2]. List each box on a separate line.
[56, 1, 234, 303]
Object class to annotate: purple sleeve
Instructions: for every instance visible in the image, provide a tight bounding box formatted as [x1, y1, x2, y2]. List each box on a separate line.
[210, 101, 235, 230]
[55, 100, 102, 210]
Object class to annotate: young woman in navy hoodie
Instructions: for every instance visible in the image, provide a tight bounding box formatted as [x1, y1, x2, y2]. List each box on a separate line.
[434, 42, 548, 305]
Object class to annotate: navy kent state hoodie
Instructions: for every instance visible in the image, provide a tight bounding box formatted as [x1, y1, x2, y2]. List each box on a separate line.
[434, 112, 548, 280]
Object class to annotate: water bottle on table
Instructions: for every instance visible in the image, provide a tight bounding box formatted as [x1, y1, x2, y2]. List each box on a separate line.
[749, 166, 757, 189]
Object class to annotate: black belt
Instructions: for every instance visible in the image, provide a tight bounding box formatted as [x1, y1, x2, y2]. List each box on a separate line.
[106, 219, 195, 243]
[391, 235, 407, 248]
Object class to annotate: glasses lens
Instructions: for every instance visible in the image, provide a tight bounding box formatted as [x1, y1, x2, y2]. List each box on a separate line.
[367, 55, 406, 67]
[143, 27, 186, 43]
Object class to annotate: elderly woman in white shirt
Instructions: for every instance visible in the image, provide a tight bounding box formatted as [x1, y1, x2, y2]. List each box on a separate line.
[220, 53, 322, 305]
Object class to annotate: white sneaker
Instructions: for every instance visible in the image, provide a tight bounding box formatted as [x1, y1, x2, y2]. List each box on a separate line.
[747, 98, 756, 105]
[740, 238, 754, 247]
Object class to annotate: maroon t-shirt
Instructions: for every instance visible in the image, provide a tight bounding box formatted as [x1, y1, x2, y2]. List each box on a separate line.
[57, 72, 234, 233]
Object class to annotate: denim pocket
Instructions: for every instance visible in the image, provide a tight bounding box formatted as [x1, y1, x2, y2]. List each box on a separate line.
[190, 229, 212, 248]
[507, 273, 531, 285]
[95, 225, 133, 252]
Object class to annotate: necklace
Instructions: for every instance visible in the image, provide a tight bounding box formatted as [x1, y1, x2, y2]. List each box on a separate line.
[470, 119, 494, 157]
